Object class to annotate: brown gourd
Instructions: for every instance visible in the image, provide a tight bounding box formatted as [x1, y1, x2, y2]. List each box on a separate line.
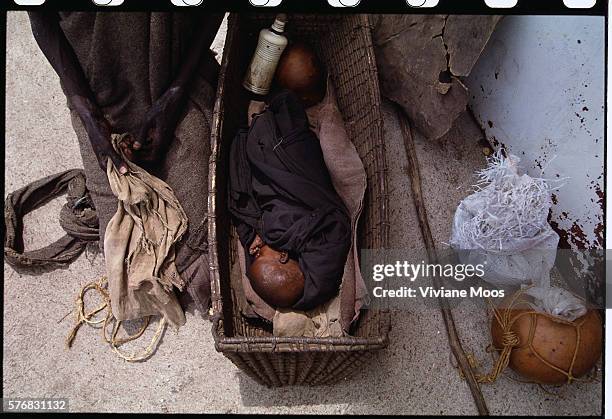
[247, 242, 305, 308]
[491, 295, 602, 385]
[275, 42, 326, 108]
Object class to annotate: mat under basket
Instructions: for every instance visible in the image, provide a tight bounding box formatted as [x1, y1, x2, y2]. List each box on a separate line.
[208, 13, 391, 387]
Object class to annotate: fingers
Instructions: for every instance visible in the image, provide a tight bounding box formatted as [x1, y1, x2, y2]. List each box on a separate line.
[126, 143, 156, 165]
[108, 149, 128, 175]
[117, 134, 155, 164]
[249, 235, 264, 255]
[117, 140, 134, 161]
[84, 114, 129, 175]
[132, 125, 164, 166]
[137, 118, 157, 148]
[127, 132, 143, 151]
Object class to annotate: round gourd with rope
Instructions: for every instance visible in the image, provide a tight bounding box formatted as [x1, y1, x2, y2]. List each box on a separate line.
[487, 288, 602, 385]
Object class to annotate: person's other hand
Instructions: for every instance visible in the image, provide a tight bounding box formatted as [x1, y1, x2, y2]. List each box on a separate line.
[249, 235, 264, 256]
[131, 86, 187, 167]
[72, 95, 128, 175]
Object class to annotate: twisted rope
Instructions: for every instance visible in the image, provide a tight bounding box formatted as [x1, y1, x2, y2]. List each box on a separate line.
[66, 277, 166, 362]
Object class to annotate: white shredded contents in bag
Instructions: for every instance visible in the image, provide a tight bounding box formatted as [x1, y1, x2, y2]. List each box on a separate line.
[454, 150, 562, 252]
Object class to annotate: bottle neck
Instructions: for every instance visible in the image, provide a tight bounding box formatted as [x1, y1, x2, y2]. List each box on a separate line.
[271, 18, 286, 34]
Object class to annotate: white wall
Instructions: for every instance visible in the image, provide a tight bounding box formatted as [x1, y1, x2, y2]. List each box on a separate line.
[467, 15, 604, 251]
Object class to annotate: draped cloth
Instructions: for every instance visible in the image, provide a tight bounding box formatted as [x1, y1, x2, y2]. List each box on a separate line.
[4, 169, 99, 271]
[104, 134, 187, 328]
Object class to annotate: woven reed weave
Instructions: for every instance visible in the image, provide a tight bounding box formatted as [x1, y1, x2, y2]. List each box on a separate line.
[208, 13, 391, 387]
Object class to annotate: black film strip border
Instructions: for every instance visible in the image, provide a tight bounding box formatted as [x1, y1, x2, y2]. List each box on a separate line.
[1, 0, 607, 16]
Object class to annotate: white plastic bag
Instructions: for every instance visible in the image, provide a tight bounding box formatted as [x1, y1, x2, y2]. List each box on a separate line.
[450, 150, 560, 288]
[450, 150, 587, 321]
[524, 286, 587, 322]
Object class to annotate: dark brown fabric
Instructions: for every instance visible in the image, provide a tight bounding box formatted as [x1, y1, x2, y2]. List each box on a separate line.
[233, 83, 368, 337]
[4, 169, 98, 271]
[228, 90, 352, 312]
[58, 12, 221, 133]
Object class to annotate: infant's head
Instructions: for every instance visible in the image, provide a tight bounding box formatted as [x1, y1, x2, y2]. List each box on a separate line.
[247, 237, 305, 308]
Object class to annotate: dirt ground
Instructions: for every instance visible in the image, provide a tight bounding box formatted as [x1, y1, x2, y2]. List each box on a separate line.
[3, 11, 602, 415]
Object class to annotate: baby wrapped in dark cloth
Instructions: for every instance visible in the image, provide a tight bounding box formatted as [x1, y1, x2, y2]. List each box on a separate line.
[229, 90, 351, 311]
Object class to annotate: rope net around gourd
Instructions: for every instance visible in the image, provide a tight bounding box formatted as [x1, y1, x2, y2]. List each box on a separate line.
[459, 287, 601, 386]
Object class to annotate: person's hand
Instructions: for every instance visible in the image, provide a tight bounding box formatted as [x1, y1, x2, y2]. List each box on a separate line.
[129, 86, 187, 167]
[72, 95, 128, 175]
[249, 235, 264, 256]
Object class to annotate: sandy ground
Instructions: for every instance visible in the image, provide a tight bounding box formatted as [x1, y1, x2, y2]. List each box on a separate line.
[3, 11, 602, 415]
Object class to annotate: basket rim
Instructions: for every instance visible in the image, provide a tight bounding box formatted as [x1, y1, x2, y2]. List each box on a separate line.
[207, 13, 391, 350]
[210, 313, 389, 352]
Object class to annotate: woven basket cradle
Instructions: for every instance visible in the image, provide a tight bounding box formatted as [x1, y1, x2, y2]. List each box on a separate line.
[208, 13, 390, 387]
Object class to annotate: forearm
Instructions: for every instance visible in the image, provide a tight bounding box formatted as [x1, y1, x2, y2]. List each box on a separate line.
[170, 13, 224, 91]
[29, 11, 126, 172]
[28, 11, 96, 107]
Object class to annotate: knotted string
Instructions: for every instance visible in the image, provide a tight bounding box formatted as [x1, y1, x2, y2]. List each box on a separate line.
[66, 276, 166, 362]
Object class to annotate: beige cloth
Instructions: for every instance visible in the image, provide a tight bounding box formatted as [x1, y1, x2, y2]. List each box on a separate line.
[273, 297, 343, 338]
[237, 79, 368, 337]
[104, 134, 187, 328]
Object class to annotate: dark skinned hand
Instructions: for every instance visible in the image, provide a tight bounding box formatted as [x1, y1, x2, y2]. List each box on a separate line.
[249, 234, 265, 256]
[71, 95, 128, 175]
[120, 86, 187, 170]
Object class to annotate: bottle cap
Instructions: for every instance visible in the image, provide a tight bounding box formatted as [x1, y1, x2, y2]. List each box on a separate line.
[272, 13, 287, 32]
